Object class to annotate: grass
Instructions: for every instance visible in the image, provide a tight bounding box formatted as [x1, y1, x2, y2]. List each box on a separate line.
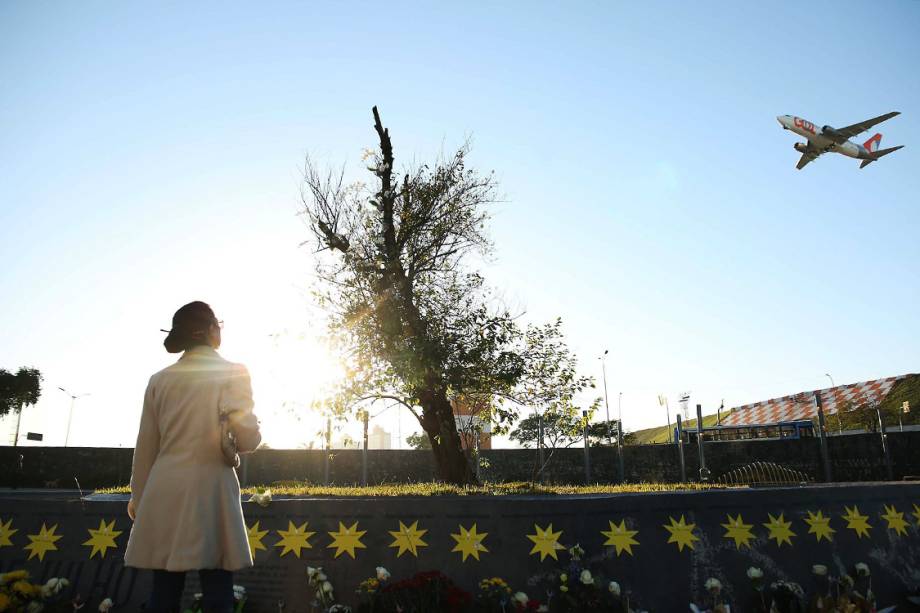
[96, 480, 733, 497]
[630, 411, 730, 444]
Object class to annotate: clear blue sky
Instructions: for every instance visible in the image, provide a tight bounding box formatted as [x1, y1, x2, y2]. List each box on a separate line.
[2, 1, 918, 448]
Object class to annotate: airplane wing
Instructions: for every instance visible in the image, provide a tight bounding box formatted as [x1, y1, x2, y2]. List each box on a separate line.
[834, 111, 900, 140]
[796, 143, 822, 170]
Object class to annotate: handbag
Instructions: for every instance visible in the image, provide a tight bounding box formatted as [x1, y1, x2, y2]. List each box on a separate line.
[219, 408, 241, 468]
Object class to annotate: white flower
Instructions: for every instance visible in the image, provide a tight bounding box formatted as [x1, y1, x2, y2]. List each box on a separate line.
[98, 598, 113, 612]
[747, 567, 763, 580]
[44, 578, 60, 591]
[194, 593, 203, 600]
[322, 580, 333, 594]
[855, 562, 870, 577]
[580, 570, 593, 585]
[376, 567, 391, 581]
[58, 579, 69, 588]
[307, 567, 318, 578]
[317, 572, 327, 581]
[812, 565, 828, 576]
[560, 573, 568, 583]
[537, 607, 549, 613]
[608, 581, 621, 596]
[27, 602, 44, 613]
[568, 543, 585, 560]
[704, 578, 722, 592]
[250, 489, 272, 507]
[512, 592, 528, 605]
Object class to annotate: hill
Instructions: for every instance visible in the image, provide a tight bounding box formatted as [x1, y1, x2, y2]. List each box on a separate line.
[630, 410, 731, 444]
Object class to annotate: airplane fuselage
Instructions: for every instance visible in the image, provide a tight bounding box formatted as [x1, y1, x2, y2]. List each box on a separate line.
[776, 115, 872, 160]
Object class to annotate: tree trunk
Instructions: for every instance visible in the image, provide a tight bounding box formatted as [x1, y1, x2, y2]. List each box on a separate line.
[420, 391, 476, 485]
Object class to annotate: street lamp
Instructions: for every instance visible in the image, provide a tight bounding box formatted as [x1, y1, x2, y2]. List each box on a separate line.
[59, 387, 90, 447]
[599, 350, 611, 444]
[616, 391, 625, 482]
[825, 373, 842, 434]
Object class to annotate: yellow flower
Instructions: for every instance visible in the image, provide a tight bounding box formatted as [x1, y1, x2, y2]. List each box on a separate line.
[12, 580, 35, 596]
[0, 571, 28, 586]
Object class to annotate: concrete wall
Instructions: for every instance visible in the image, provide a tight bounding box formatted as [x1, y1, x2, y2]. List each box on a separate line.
[2, 431, 919, 489]
[2, 483, 919, 611]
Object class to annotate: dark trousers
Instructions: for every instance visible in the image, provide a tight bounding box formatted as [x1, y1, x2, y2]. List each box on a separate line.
[148, 569, 234, 613]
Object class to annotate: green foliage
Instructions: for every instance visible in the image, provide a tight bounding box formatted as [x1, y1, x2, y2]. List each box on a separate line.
[630, 411, 727, 444]
[102, 480, 731, 497]
[406, 432, 432, 450]
[0, 367, 42, 418]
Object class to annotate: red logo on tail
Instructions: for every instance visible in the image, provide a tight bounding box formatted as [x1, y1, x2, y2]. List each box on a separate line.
[863, 133, 882, 153]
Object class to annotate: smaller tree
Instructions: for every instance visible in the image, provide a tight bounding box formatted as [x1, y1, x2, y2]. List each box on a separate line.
[406, 432, 432, 450]
[0, 367, 42, 448]
[0, 367, 43, 418]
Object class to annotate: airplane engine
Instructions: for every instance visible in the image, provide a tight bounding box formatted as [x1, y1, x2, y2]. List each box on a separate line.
[794, 142, 808, 153]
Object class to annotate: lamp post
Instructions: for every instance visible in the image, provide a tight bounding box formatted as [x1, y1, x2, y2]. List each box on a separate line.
[616, 391, 625, 482]
[599, 350, 611, 444]
[58, 387, 90, 447]
[825, 373, 842, 434]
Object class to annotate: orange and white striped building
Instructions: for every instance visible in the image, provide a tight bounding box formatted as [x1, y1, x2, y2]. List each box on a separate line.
[721, 374, 916, 425]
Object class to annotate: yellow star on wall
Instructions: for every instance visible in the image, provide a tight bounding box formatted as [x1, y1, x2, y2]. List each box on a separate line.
[804, 511, 835, 543]
[24, 523, 62, 561]
[663, 515, 699, 552]
[82, 519, 122, 559]
[527, 523, 564, 561]
[327, 521, 367, 559]
[721, 514, 754, 549]
[601, 519, 639, 556]
[912, 504, 920, 526]
[247, 521, 268, 557]
[763, 513, 795, 547]
[879, 505, 908, 537]
[0, 519, 17, 548]
[451, 523, 488, 562]
[274, 521, 316, 558]
[388, 520, 428, 558]
[841, 506, 872, 538]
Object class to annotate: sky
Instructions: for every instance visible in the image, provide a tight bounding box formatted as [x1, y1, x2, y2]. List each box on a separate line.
[1, 1, 918, 450]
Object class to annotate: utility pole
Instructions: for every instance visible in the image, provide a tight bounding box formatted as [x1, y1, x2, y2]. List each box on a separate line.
[617, 392, 624, 482]
[599, 350, 611, 445]
[658, 395, 672, 443]
[825, 374, 842, 434]
[13, 402, 24, 447]
[59, 387, 90, 447]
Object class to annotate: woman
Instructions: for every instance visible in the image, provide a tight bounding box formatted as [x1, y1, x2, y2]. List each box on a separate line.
[124, 301, 261, 613]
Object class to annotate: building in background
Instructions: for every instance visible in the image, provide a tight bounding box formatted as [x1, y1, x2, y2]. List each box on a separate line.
[452, 396, 492, 450]
[368, 424, 392, 449]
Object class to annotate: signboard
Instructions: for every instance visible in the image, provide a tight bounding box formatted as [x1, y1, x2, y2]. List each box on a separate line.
[26, 432, 43, 441]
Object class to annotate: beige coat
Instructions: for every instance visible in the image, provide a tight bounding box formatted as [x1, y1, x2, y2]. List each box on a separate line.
[124, 345, 261, 571]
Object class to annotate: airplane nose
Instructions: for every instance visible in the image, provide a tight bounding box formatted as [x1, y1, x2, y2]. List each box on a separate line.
[776, 115, 784, 125]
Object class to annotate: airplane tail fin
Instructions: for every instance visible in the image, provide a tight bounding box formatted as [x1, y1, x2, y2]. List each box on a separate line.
[863, 133, 882, 153]
[860, 145, 904, 169]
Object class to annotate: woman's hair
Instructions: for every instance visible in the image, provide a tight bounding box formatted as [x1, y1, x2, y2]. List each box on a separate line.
[163, 301, 218, 353]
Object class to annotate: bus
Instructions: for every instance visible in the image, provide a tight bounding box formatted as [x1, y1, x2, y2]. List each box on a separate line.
[674, 420, 816, 444]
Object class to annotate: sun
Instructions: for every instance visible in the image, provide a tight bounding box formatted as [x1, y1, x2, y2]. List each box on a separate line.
[226, 326, 346, 449]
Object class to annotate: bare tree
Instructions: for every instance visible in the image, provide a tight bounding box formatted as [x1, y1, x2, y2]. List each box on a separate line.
[302, 107, 526, 484]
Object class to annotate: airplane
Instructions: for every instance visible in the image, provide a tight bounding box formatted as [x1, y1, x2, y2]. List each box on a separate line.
[776, 112, 903, 170]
